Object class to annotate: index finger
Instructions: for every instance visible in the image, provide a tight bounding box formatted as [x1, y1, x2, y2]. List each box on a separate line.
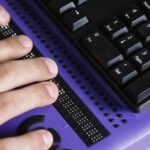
[0, 5, 10, 26]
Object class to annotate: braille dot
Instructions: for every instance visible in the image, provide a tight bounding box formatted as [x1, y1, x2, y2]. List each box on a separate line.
[62, 65, 67, 69]
[114, 124, 120, 128]
[104, 113, 110, 117]
[95, 102, 100, 106]
[109, 118, 114, 123]
[50, 50, 55, 54]
[117, 113, 123, 118]
[37, 35, 41, 39]
[71, 75, 76, 79]
[45, 45, 50, 48]
[45, 31, 50, 35]
[76, 80, 81, 84]
[80, 86, 86, 89]
[99, 107, 105, 111]
[54, 55, 59, 58]
[16, 11, 21, 15]
[122, 119, 128, 124]
[71, 61, 76, 64]
[90, 96, 95, 100]
[103, 97, 109, 102]
[33, 30, 38, 34]
[63, 50, 67, 54]
[94, 86, 99, 91]
[112, 108, 118, 112]
[41, 26, 46, 30]
[108, 103, 113, 107]
[89, 81, 94, 85]
[85, 76, 90, 80]
[21, 16, 25, 19]
[24, 21, 29, 24]
[99, 92, 104, 96]
[85, 91, 90, 95]
[41, 40, 45, 43]
[58, 60, 63, 63]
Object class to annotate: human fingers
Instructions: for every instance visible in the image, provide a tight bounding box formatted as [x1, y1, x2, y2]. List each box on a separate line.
[0, 35, 33, 62]
[0, 130, 53, 150]
[0, 5, 10, 26]
[0, 57, 58, 93]
[0, 81, 58, 125]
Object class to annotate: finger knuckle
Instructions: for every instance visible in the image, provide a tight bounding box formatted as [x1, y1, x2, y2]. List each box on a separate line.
[0, 62, 15, 80]
[0, 94, 15, 114]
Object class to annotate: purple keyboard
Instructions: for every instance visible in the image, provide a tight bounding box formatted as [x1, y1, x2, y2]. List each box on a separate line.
[0, 0, 150, 150]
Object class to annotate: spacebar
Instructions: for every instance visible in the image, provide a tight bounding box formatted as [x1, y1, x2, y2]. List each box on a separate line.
[125, 71, 150, 104]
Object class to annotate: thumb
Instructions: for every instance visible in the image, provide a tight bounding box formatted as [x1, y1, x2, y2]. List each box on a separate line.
[0, 130, 53, 150]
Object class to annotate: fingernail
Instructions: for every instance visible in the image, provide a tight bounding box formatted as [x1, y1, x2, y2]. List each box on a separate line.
[45, 83, 58, 99]
[18, 35, 33, 48]
[42, 131, 53, 147]
[0, 6, 9, 23]
[44, 59, 58, 75]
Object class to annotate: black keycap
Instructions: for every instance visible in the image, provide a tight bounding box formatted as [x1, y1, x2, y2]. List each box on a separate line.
[116, 33, 143, 57]
[62, 8, 89, 32]
[109, 61, 138, 85]
[135, 21, 150, 45]
[82, 31, 124, 69]
[49, 0, 76, 16]
[17, 115, 45, 135]
[125, 71, 150, 104]
[103, 18, 128, 40]
[131, 48, 150, 72]
[48, 128, 61, 143]
[142, 1, 150, 19]
[123, 7, 147, 29]
[73, 0, 87, 5]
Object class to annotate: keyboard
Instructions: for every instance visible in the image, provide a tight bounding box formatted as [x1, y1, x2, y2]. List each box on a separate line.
[35, 0, 150, 112]
[2, 0, 150, 149]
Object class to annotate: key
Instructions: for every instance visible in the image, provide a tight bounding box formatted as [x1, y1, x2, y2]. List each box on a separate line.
[62, 8, 89, 32]
[49, 0, 76, 16]
[123, 7, 147, 29]
[73, 0, 87, 5]
[109, 61, 138, 86]
[103, 18, 128, 40]
[135, 21, 150, 45]
[116, 33, 143, 57]
[82, 30, 124, 69]
[125, 71, 150, 104]
[142, 1, 150, 19]
[131, 48, 150, 72]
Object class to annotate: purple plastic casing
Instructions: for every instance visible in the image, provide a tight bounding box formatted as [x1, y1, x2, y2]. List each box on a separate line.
[0, 0, 150, 150]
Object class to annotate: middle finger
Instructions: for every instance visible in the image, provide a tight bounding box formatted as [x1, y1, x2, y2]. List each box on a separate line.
[0, 57, 58, 93]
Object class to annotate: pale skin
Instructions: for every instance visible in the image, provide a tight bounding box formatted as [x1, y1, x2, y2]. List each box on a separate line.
[0, 5, 59, 150]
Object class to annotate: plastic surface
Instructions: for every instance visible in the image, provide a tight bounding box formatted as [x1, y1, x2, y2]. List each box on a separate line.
[0, 0, 150, 149]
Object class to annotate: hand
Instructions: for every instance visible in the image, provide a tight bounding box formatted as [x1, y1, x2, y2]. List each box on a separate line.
[0, 5, 59, 150]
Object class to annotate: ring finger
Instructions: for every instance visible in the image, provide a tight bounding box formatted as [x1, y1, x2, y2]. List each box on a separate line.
[0, 81, 58, 125]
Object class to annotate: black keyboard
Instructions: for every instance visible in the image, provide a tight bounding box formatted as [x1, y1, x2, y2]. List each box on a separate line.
[35, 0, 150, 112]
